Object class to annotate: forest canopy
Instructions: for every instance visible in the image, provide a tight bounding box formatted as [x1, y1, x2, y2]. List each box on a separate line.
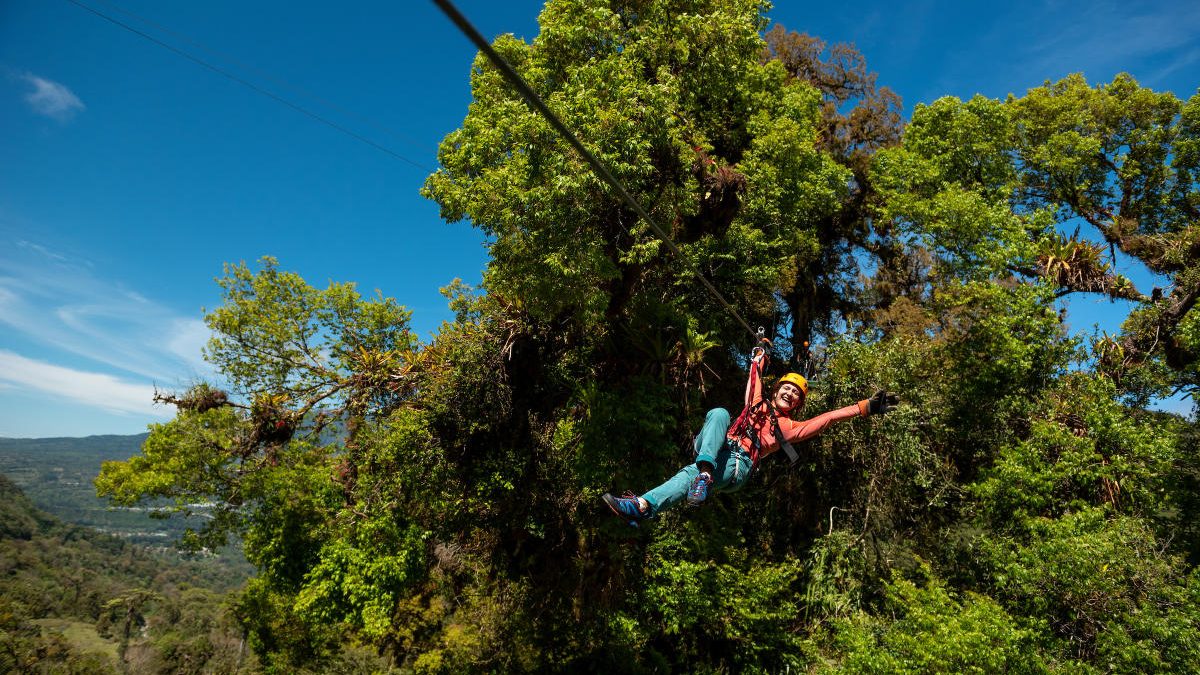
[96, 0, 1200, 672]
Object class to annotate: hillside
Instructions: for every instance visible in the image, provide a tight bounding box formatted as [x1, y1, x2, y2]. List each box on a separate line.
[0, 473, 256, 673]
[0, 434, 158, 539]
[0, 434, 245, 551]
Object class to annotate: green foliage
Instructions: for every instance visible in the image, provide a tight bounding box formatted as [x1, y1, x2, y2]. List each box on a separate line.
[572, 374, 676, 494]
[0, 471, 49, 539]
[240, 451, 341, 591]
[1171, 419, 1200, 565]
[790, 336, 957, 552]
[95, 408, 240, 511]
[933, 281, 1074, 401]
[873, 95, 1041, 280]
[423, 0, 846, 342]
[84, 4, 1200, 672]
[973, 374, 1177, 527]
[647, 555, 805, 671]
[1010, 73, 1181, 237]
[799, 531, 869, 622]
[295, 521, 428, 640]
[206, 256, 415, 404]
[0, 474, 253, 673]
[981, 509, 1200, 669]
[737, 76, 850, 276]
[0, 434, 221, 545]
[813, 570, 1043, 674]
[960, 372, 1200, 670]
[234, 576, 344, 674]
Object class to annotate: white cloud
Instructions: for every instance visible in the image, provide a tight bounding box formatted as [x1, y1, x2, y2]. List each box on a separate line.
[1148, 47, 1200, 90]
[20, 73, 85, 121]
[0, 239, 216, 385]
[0, 285, 18, 310]
[0, 238, 218, 432]
[17, 240, 69, 262]
[933, 0, 1200, 104]
[165, 318, 213, 375]
[0, 350, 170, 417]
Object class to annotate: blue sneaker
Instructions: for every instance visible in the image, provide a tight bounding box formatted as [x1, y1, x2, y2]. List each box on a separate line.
[603, 492, 647, 526]
[687, 471, 714, 506]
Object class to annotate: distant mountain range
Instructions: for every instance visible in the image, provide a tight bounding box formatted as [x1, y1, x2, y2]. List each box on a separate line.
[0, 433, 192, 545]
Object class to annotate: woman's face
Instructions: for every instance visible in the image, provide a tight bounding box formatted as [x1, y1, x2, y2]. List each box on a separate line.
[773, 382, 804, 413]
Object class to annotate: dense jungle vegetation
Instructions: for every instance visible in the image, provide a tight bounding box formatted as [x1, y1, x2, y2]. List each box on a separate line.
[0, 473, 255, 673]
[93, 0, 1200, 671]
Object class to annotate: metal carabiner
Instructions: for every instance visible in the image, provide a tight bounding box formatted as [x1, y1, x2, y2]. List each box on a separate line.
[751, 326, 770, 361]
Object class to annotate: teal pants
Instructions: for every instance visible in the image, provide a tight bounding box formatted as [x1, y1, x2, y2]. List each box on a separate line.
[641, 408, 753, 515]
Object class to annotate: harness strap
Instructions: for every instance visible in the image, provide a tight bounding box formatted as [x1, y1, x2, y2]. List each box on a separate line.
[770, 407, 799, 464]
[728, 438, 750, 482]
[729, 399, 799, 466]
[729, 399, 764, 465]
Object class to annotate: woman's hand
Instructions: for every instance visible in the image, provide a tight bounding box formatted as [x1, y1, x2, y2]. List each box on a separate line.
[867, 390, 900, 415]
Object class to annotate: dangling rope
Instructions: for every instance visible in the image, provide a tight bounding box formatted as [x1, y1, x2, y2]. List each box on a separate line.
[432, 0, 760, 342]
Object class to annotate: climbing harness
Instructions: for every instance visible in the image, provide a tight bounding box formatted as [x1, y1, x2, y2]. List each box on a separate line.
[732, 399, 799, 466]
[727, 327, 800, 467]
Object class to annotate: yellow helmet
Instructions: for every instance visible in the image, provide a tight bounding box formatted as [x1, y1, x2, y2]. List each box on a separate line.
[778, 372, 809, 398]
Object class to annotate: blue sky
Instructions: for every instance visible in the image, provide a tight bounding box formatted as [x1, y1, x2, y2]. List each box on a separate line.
[1, 0, 1197, 437]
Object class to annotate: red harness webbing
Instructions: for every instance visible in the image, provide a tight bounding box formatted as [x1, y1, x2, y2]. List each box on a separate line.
[730, 400, 798, 465]
[730, 339, 800, 466]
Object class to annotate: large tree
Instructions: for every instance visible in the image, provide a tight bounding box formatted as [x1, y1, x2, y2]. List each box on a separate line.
[761, 25, 907, 351]
[874, 75, 1200, 398]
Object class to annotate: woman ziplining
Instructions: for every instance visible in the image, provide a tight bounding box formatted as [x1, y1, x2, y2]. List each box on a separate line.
[602, 338, 900, 525]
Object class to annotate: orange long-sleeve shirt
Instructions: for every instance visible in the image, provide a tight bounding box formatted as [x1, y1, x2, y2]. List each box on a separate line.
[728, 358, 868, 462]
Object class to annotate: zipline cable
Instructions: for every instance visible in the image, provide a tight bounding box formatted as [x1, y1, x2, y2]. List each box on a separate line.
[431, 0, 760, 342]
[64, 0, 432, 172]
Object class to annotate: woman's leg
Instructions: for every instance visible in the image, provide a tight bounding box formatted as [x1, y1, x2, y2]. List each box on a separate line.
[642, 408, 731, 515]
[642, 443, 752, 514]
[640, 463, 699, 515]
[711, 441, 754, 493]
[693, 408, 731, 467]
